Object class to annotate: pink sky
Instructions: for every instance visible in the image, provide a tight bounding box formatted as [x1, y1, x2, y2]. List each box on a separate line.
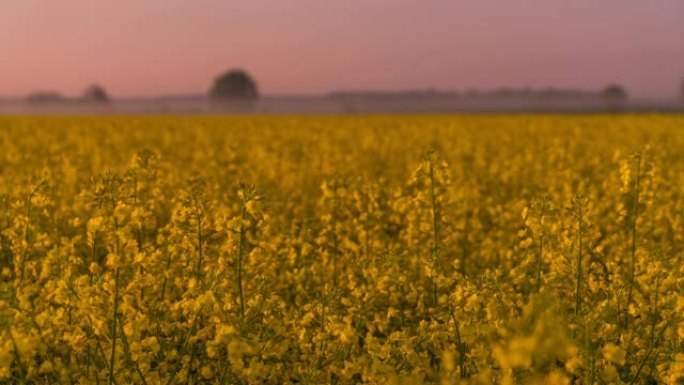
[2, 0, 683, 98]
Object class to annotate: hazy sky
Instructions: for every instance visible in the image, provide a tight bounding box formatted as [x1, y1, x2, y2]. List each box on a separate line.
[2, 0, 683, 98]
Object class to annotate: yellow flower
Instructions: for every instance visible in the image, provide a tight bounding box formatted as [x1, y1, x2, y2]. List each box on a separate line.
[105, 253, 120, 268]
[89, 262, 101, 274]
[602, 343, 626, 365]
[200, 365, 213, 379]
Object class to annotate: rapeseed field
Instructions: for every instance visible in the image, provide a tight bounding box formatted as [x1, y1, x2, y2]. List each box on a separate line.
[0, 115, 682, 384]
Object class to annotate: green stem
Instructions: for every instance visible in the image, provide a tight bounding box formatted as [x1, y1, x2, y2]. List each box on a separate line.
[108, 186, 121, 385]
[536, 198, 546, 292]
[575, 199, 583, 317]
[650, 275, 659, 349]
[158, 252, 172, 303]
[89, 236, 97, 286]
[428, 159, 440, 307]
[449, 309, 467, 378]
[332, 180, 339, 287]
[20, 191, 34, 283]
[118, 322, 149, 385]
[8, 329, 26, 385]
[629, 319, 670, 385]
[626, 155, 641, 323]
[164, 306, 204, 385]
[108, 267, 120, 385]
[194, 198, 204, 282]
[237, 205, 247, 319]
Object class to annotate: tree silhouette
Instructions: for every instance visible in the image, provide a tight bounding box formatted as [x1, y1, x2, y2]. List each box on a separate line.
[602, 84, 628, 102]
[82, 84, 110, 103]
[209, 69, 259, 100]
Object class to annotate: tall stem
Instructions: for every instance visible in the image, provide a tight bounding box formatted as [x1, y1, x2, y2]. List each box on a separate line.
[108, 268, 120, 385]
[332, 180, 339, 287]
[575, 199, 583, 317]
[428, 159, 440, 306]
[108, 188, 120, 385]
[536, 197, 546, 292]
[20, 190, 35, 283]
[626, 155, 641, 318]
[194, 199, 204, 282]
[133, 175, 145, 300]
[89, 235, 97, 286]
[237, 205, 247, 319]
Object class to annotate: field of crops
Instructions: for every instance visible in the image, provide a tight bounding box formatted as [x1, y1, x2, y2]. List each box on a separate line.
[0, 115, 682, 384]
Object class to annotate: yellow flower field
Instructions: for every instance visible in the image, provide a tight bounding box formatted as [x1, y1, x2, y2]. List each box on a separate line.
[0, 115, 682, 384]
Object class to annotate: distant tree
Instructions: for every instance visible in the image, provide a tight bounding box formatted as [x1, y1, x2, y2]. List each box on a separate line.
[209, 69, 259, 100]
[26, 91, 66, 104]
[680, 78, 684, 102]
[82, 84, 109, 103]
[602, 84, 628, 102]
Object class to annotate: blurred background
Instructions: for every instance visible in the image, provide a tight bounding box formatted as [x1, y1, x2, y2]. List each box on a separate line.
[1, 0, 683, 114]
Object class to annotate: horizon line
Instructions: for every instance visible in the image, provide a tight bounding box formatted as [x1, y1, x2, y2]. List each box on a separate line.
[1, 86, 676, 102]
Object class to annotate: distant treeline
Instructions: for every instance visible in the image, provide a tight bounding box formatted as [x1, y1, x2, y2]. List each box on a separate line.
[328, 85, 627, 101]
[10, 71, 684, 113]
[26, 85, 109, 105]
[22, 69, 260, 105]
